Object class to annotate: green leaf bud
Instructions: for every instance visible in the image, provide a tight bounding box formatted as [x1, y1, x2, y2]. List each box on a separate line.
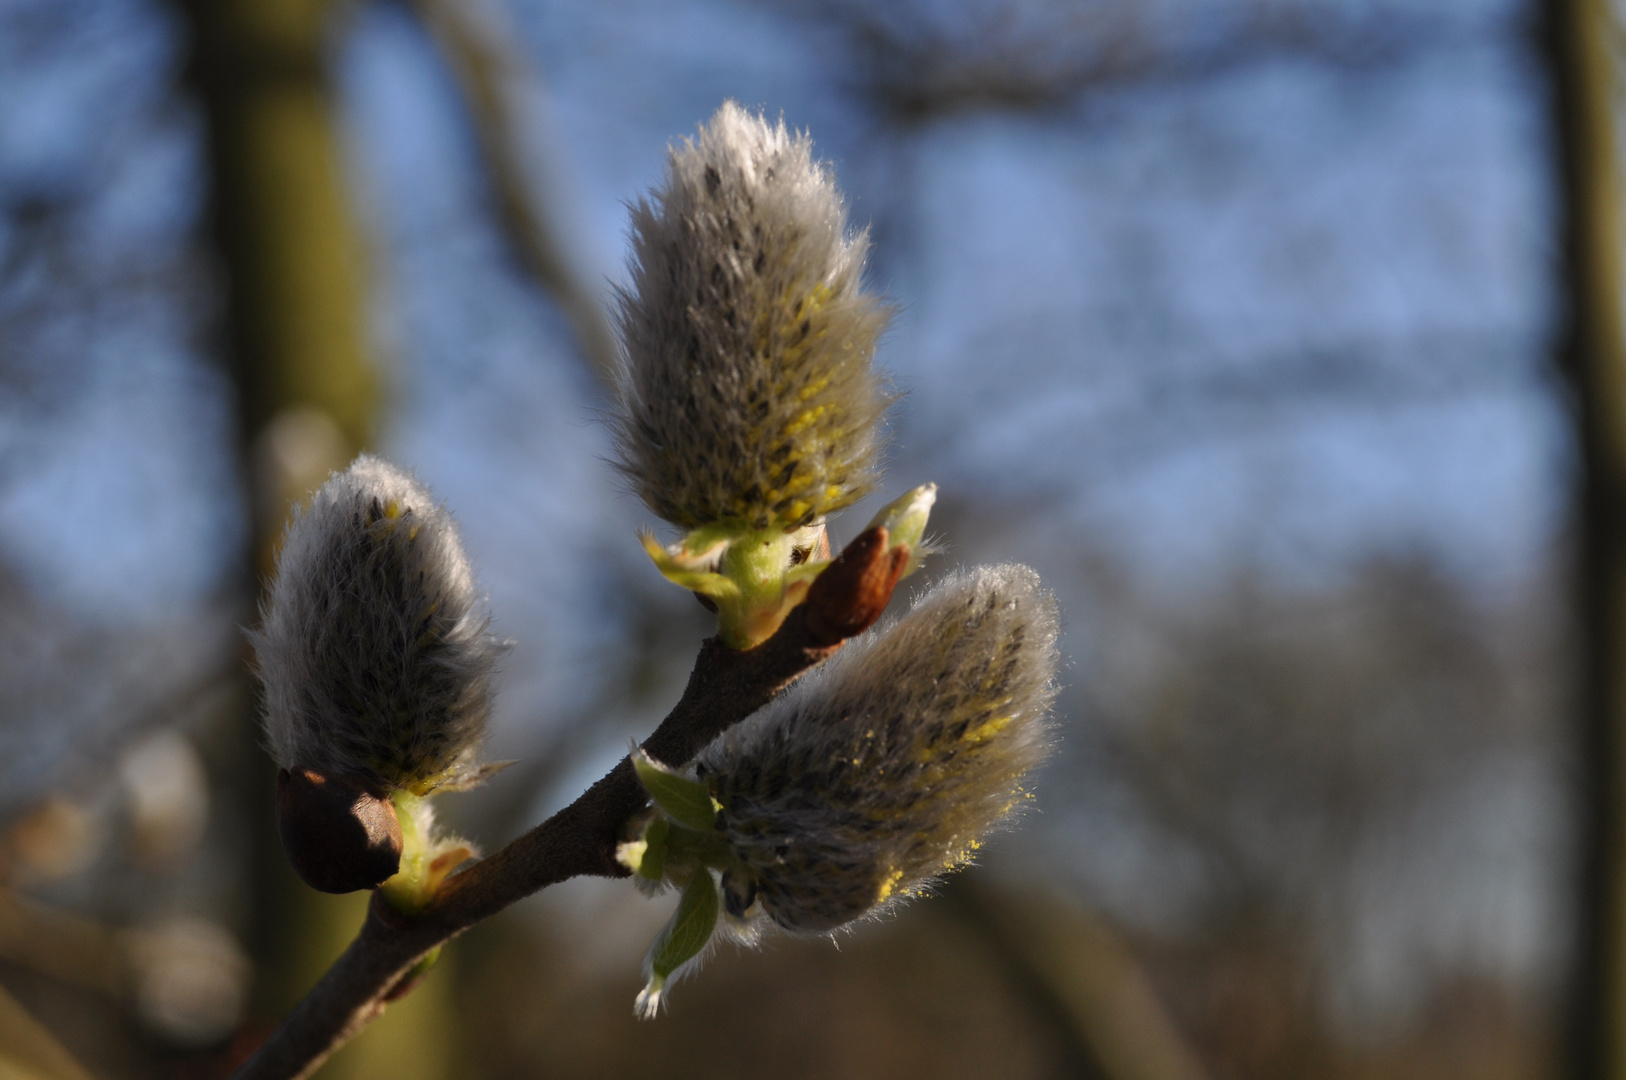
[633, 750, 722, 833]
[378, 789, 476, 915]
[641, 520, 833, 649]
[863, 483, 938, 578]
[617, 814, 670, 882]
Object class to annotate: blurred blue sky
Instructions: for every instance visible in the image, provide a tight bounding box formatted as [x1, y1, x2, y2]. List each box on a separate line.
[0, 0, 1564, 630]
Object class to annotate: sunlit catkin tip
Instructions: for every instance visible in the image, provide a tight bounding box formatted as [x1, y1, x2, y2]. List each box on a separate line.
[699, 565, 1060, 934]
[250, 455, 504, 798]
[611, 100, 894, 532]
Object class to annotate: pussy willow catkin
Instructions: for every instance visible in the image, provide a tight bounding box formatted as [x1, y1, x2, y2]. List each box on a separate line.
[611, 101, 893, 532]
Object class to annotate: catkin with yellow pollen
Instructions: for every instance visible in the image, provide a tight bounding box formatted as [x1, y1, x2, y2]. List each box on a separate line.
[621, 564, 1058, 1016]
[610, 100, 893, 533]
[700, 564, 1060, 933]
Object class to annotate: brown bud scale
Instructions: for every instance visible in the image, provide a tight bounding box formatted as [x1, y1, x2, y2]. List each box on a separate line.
[804, 527, 909, 646]
[276, 768, 403, 894]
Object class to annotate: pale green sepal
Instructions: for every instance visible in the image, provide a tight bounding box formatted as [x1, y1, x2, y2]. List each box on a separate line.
[634, 870, 719, 1019]
[379, 791, 475, 916]
[432, 759, 517, 793]
[663, 821, 737, 872]
[617, 815, 671, 880]
[379, 790, 432, 915]
[633, 750, 720, 832]
[865, 483, 937, 577]
[711, 524, 825, 649]
[675, 522, 744, 563]
[639, 531, 740, 598]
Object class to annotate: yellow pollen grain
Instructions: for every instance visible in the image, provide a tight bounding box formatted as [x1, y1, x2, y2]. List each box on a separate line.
[384, 500, 402, 519]
[963, 715, 1013, 745]
[783, 406, 827, 437]
[875, 868, 905, 903]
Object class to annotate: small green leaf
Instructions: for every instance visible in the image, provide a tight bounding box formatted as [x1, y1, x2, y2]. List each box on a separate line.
[636, 817, 669, 880]
[617, 814, 672, 878]
[633, 750, 719, 832]
[640, 532, 740, 598]
[634, 870, 720, 1017]
[653, 871, 719, 981]
[676, 522, 743, 562]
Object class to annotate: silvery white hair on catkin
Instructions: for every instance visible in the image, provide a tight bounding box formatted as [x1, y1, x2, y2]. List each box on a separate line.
[251, 455, 503, 794]
[611, 101, 894, 532]
[697, 564, 1060, 934]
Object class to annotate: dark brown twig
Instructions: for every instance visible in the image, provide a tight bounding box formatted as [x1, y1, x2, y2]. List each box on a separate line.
[231, 529, 903, 1080]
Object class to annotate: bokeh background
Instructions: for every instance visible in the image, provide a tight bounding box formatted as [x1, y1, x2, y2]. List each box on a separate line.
[0, 0, 1589, 1077]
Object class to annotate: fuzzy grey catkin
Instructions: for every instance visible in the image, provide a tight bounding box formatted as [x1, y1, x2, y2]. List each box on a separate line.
[251, 455, 503, 795]
[697, 564, 1059, 933]
[611, 101, 893, 532]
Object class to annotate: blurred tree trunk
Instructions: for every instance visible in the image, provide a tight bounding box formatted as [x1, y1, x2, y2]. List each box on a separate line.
[179, 0, 376, 465]
[174, 1, 460, 1076]
[1550, 1, 1626, 1078]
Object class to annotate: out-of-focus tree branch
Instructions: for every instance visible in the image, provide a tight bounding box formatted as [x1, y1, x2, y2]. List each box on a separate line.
[950, 878, 1211, 1080]
[0, 978, 95, 1080]
[0, 889, 122, 997]
[405, 0, 621, 392]
[1549, 1, 1626, 1079]
[784, 0, 1468, 124]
